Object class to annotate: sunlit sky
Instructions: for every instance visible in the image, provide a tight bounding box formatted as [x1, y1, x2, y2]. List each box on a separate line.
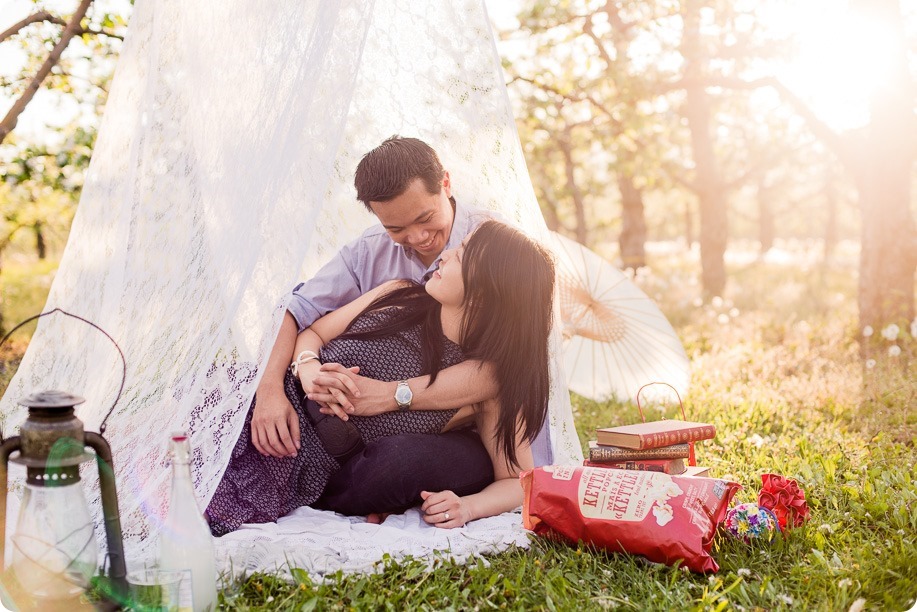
[1, 0, 910, 143]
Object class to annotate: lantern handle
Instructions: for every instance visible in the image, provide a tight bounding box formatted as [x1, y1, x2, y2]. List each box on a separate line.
[0, 308, 126, 439]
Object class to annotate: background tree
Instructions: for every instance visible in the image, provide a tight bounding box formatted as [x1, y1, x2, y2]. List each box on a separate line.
[505, 0, 912, 334]
[0, 0, 130, 332]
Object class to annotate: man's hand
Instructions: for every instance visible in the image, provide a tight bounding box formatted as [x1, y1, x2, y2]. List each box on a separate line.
[420, 490, 470, 528]
[308, 363, 395, 418]
[251, 389, 300, 458]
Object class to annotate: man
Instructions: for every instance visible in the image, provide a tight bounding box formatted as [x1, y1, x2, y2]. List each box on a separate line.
[252, 136, 549, 518]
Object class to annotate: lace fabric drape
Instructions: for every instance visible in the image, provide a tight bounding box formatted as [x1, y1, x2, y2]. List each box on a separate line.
[0, 0, 582, 568]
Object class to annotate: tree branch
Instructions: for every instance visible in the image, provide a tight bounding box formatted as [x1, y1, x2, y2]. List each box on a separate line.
[582, 17, 615, 69]
[764, 79, 854, 169]
[0, 11, 55, 43]
[669, 169, 699, 194]
[722, 144, 808, 192]
[653, 74, 854, 167]
[509, 74, 623, 131]
[0, 0, 95, 144]
[75, 26, 124, 40]
[1, 10, 123, 43]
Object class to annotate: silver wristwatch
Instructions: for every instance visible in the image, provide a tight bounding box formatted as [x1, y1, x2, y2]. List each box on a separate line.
[394, 380, 413, 411]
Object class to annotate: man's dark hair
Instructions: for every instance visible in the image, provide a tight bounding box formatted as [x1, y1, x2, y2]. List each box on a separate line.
[354, 135, 446, 211]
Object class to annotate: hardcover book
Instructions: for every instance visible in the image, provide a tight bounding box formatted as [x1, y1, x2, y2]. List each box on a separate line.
[583, 457, 687, 475]
[595, 420, 715, 449]
[683, 465, 711, 477]
[587, 441, 691, 462]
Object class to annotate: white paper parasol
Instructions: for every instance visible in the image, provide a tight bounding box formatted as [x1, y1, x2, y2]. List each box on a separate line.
[546, 231, 690, 403]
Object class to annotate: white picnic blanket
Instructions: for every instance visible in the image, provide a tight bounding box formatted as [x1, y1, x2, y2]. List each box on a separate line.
[213, 507, 530, 580]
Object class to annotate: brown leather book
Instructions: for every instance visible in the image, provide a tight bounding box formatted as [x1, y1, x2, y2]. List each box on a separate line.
[595, 420, 716, 449]
[583, 457, 687, 474]
[587, 440, 691, 462]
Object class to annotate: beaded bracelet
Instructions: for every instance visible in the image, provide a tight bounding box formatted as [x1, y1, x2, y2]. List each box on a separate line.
[291, 350, 320, 376]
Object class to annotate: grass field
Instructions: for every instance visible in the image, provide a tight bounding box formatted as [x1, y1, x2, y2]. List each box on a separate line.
[1, 253, 915, 610]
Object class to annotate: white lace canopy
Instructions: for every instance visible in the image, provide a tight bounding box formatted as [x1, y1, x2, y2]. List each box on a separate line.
[0, 0, 582, 572]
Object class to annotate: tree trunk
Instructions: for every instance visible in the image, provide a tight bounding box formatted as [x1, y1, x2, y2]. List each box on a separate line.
[534, 176, 563, 232]
[682, 1, 728, 298]
[617, 174, 646, 269]
[822, 170, 838, 266]
[0, 251, 4, 336]
[856, 115, 916, 330]
[853, 0, 916, 332]
[558, 128, 588, 245]
[684, 200, 694, 248]
[757, 181, 774, 255]
[34, 222, 47, 260]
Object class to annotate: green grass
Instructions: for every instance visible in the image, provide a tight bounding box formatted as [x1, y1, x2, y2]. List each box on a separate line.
[0, 257, 58, 389]
[2, 255, 915, 610]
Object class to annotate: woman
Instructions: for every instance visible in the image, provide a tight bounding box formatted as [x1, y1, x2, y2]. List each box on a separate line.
[206, 220, 555, 535]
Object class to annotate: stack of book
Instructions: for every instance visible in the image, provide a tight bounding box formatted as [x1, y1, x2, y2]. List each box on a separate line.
[585, 420, 716, 477]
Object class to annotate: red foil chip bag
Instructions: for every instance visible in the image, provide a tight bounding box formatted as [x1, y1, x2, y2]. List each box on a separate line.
[521, 465, 740, 573]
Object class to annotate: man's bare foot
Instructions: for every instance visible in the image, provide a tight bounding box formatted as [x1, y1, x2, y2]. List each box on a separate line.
[366, 512, 391, 524]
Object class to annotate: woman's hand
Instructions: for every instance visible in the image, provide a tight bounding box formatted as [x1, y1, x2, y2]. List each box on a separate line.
[420, 490, 470, 528]
[299, 361, 360, 423]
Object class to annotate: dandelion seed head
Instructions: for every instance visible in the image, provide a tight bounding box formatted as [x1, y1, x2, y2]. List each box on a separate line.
[712, 296, 724, 308]
[865, 359, 876, 369]
[717, 313, 730, 325]
[881, 324, 900, 340]
[862, 326, 873, 337]
[888, 345, 901, 357]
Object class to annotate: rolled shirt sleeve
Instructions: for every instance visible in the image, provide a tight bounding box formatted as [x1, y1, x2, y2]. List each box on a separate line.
[285, 240, 364, 332]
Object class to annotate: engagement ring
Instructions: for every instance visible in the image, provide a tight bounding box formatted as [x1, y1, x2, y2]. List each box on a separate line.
[444, 513, 450, 520]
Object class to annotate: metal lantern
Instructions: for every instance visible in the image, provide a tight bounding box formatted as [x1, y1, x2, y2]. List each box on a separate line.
[0, 390, 127, 609]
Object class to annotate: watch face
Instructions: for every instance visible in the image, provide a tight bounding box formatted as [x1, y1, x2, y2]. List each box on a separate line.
[395, 383, 412, 406]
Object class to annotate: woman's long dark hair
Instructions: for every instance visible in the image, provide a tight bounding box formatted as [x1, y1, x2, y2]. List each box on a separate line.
[341, 220, 556, 468]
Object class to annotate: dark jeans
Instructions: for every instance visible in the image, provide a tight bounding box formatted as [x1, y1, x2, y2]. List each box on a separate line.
[314, 428, 494, 516]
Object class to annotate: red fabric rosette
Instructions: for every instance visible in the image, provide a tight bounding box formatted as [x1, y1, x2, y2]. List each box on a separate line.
[757, 473, 809, 530]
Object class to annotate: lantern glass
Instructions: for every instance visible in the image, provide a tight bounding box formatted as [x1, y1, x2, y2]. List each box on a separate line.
[11, 479, 98, 600]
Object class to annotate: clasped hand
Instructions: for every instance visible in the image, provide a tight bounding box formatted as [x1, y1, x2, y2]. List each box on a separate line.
[251, 362, 389, 458]
[307, 362, 393, 420]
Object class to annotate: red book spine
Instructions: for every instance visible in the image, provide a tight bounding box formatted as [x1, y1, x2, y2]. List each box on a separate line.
[638, 425, 716, 449]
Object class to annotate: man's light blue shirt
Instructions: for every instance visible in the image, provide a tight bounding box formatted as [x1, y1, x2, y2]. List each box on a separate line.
[286, 201, 494, 332]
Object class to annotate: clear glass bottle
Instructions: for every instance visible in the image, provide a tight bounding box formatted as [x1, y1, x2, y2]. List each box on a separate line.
[158, 432, 218, 612]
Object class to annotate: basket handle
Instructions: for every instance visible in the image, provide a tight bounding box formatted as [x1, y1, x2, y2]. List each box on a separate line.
[635, 382, 695, 467]
[0, 308, 126, 439]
